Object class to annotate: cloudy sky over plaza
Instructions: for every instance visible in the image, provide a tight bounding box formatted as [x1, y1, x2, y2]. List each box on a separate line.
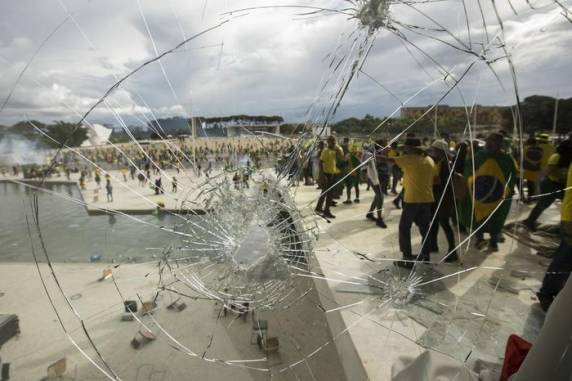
[0, 0, 571, 126]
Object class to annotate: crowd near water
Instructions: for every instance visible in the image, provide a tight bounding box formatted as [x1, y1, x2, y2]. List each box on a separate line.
[1, 131, 571, 313]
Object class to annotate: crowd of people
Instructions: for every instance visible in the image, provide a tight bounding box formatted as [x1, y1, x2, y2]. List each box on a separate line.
[1, 137, 292, 204]
[309, 131, 572, 312]
[2, 132, 571, 312]
[0, 137, 292, 180]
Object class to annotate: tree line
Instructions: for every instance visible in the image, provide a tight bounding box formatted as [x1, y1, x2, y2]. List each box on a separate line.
[0, 121, 88, 148]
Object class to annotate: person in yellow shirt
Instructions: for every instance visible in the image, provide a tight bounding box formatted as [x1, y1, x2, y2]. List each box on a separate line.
[537, 160, 572, 311]
[524, 139, 572, 231]
[537, 133, 555, 172]
[387, 142, 401, 195]
[387, 137, 436, 267]
[522, 137, 543, 202]
[315, 136, 342, 219]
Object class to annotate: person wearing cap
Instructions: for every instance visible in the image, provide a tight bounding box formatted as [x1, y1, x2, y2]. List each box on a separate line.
[427, 139, 458, 262]
[538, 133, 555, 173]
[458, 132, 517, 252]
[524, 138, 572, 231]
[386, 137, 436, 267]
[536, 159, 572, 311]
[315, 136, 343, 219]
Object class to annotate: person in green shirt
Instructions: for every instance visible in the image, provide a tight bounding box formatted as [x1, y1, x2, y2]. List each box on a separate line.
[343, 145, 361, 204]
[458, 132, 517, 252]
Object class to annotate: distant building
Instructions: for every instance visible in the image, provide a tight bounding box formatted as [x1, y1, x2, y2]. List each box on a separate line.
[401, 105, 509, 131]
[201, 116, 282, 137]
[147, 115, 284, 138]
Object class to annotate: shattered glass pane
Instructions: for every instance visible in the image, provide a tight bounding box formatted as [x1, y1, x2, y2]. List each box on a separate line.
[0, 0, 571, 380]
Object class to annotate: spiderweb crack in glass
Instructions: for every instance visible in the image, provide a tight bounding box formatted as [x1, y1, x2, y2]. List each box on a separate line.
[1, 0, 571, 379]
[168, 177, 315, 311]
[355, 0, 390, 31]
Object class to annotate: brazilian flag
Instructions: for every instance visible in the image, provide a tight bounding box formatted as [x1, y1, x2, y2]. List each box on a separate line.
[459, 150, 517, 234]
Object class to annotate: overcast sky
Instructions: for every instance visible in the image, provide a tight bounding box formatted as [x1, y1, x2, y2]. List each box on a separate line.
[0, 0, 571, 127]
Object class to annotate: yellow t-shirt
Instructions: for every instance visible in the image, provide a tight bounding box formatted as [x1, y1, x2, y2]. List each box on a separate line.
[562, 163, 572, 222]
[394, 154, 436, 203]
[547, 153, 568, 183]
[320, 148, 339, 175]
[387, 149, 399, 158]
[540, 142, 555, 168]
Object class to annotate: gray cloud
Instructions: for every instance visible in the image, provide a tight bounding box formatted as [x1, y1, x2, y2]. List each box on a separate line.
[0, 0, 571, 126]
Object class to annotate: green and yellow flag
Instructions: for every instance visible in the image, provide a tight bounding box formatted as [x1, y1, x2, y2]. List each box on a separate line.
[459, 149, 517, 234]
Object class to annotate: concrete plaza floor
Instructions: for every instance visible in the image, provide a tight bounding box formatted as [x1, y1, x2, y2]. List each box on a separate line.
[0, 261, 345, 381]
[293, 181, 556, 380]
[0, 170, 560, 380]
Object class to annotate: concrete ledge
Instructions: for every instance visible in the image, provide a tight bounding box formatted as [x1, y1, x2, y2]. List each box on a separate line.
[86, 207, 207, 216]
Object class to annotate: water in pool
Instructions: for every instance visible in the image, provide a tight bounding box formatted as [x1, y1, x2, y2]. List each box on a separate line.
[0, 182, 188, 262]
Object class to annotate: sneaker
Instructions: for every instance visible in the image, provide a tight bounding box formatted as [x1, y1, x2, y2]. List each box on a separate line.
[536, 292, 552, 312]
[343, 200, 352, 204]
[354, 198, 360, 203]
[323, 211, 336, 219]
[524, 219, 537, 232]
[443, 251, 459, 263]
[486, 243, 499, 253]
[331, 201, 338, 206]
[366, 213, 377, 221]
[394, 260, 414, 269]
[392, 199, 401, 209]
[475, 238, 487, 250]
[376, 219, 387, 228]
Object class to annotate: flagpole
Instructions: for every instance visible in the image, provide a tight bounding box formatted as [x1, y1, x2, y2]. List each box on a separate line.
[551, 95, 559, 138]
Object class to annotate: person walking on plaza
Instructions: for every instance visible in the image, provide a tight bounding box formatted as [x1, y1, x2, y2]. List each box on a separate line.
[315, 136, 342, 219]
[388, 142, 401, 195]
[522, 137, 543, 203]
[172, 176, 178, 193]
[312, 141, 324, 187]
[154, 177, 163, 195]
[343, 145, 361, 204]
[427, 140, 458, 262]
[387, 137, 436, 267]
[105, 180, 113, 202]
[536, 160, 572, 312]
[538, 133, 555, 173]
[459, 133, 517, 252]
[94, 169, 101, 188]
[363, 140, 387, 228]
[523, 139, 572, 231]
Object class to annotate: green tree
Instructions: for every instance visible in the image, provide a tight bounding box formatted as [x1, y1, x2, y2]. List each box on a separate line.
[42, 122, 88, 147]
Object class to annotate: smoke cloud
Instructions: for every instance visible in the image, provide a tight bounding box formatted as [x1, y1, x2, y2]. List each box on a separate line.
[0, 134, 46, 165]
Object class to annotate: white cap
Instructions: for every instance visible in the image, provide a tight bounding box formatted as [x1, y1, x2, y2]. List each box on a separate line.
[430, 139, 449, 153]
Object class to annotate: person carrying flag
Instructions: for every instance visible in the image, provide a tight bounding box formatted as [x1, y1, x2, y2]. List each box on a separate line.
[459, 132, 518, 252]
